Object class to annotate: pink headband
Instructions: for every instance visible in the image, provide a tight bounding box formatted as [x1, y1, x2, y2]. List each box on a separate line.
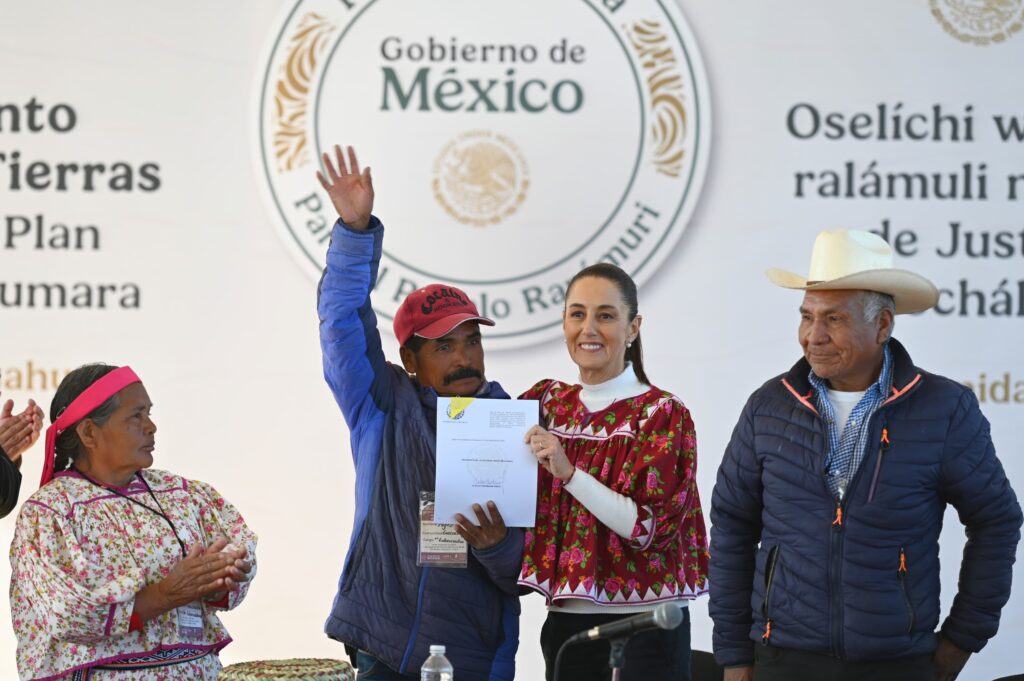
[41, 366, 141, 487]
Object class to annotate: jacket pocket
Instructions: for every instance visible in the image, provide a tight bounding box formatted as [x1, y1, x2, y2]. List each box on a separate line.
[898, 546, 914, 634]
[761, 545, 781, 645]
[867, 428, 891, 503]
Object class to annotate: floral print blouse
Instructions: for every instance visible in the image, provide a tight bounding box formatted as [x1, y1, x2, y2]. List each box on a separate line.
[518, 380, 709, 606]
[9, 468, 257, 681]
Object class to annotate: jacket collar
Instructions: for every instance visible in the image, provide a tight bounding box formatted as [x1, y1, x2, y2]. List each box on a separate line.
[781, 338, 922, 414]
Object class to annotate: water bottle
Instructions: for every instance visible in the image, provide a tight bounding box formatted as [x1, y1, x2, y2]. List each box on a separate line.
[420, 644, 454, 681]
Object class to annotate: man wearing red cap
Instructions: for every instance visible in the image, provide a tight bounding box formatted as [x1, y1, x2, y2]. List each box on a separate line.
[315, 145, 522, 681]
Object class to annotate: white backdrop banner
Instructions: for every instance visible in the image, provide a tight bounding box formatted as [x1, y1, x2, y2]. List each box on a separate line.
[257, 0, 710, 348]
[1, 2, 1022, 680]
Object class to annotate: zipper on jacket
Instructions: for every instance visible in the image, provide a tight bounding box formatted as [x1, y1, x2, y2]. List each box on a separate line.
[399, 567, 431, 673]
[761, 546, 781, 645]
[867, 428, 891, 503]
[832, 499, 844, 528]
[898, 546, 914, 634]
[828, 484, 847, 658]
[809, 390, 911, 659]
[817, 411, 847, 658]
[823, 411, 889, 658]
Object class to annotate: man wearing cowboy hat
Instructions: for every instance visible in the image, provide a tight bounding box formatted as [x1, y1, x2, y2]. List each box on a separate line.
[709, 229, 1022, 681]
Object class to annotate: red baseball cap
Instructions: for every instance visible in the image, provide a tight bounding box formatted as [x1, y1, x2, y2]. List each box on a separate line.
[393, 284, 495, 346]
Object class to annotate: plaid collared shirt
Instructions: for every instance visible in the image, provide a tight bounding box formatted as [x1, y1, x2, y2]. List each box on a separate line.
[810, 344, 893, 500]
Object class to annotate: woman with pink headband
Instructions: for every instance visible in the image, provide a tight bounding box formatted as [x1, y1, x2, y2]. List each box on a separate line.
[9, 363, 257, 680]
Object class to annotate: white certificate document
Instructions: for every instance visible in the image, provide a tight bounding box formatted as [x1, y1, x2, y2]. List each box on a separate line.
[434, 397, 539, 527]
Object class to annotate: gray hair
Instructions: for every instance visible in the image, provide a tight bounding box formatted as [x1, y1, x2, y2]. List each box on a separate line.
[51, 364, 122, 473]
[861, 291, 895, 337]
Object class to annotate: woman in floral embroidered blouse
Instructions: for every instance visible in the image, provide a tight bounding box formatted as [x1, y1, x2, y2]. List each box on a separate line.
[10, 364, 257, 680]
[520, 264, 709, 681]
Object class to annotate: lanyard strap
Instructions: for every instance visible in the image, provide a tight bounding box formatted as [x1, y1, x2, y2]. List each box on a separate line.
[78, 471, 187, 558]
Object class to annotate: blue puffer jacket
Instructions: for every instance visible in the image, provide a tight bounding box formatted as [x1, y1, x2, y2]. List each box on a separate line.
[318, 217, 522, 680]
[710, 339, 1021, 668]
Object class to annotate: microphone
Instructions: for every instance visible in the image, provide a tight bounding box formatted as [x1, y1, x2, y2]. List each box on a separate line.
[566, 602, 684, 643]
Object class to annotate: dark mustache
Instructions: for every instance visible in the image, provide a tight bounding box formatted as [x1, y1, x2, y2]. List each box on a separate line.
[443, 367, 482, 385]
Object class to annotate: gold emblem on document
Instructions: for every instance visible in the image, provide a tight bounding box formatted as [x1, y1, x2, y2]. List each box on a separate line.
[432, 131, 529, 227]
[931, 0, 1024, 45]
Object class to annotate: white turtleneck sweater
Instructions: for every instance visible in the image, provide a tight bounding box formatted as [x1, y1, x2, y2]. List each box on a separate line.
[554, 364, 686, 613]
[564, 365, 647, 538]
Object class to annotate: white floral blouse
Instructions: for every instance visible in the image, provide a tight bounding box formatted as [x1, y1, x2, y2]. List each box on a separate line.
[9, 468, 257, 681]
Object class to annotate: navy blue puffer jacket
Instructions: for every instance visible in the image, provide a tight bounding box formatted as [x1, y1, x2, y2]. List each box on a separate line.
[709, 339, 1021, 668]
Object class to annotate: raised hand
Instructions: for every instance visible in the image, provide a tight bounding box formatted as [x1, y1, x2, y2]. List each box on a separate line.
[316, 144, 374, 230]
[454, 502, 508, 550]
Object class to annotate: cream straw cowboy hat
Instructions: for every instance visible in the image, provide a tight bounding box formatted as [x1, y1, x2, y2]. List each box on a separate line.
[765, 229, 939, 314]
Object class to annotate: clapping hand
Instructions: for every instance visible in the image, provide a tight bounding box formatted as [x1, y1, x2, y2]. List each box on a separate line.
[0, 398, 44, 463]
[316, 144, 374, 230]
[204, 540, 253, 602]
[134, 537, 247, 621]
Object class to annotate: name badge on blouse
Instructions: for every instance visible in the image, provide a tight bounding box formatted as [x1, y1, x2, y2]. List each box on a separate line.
[176, 602, 204, 641]
[418, 491, 467, 568]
